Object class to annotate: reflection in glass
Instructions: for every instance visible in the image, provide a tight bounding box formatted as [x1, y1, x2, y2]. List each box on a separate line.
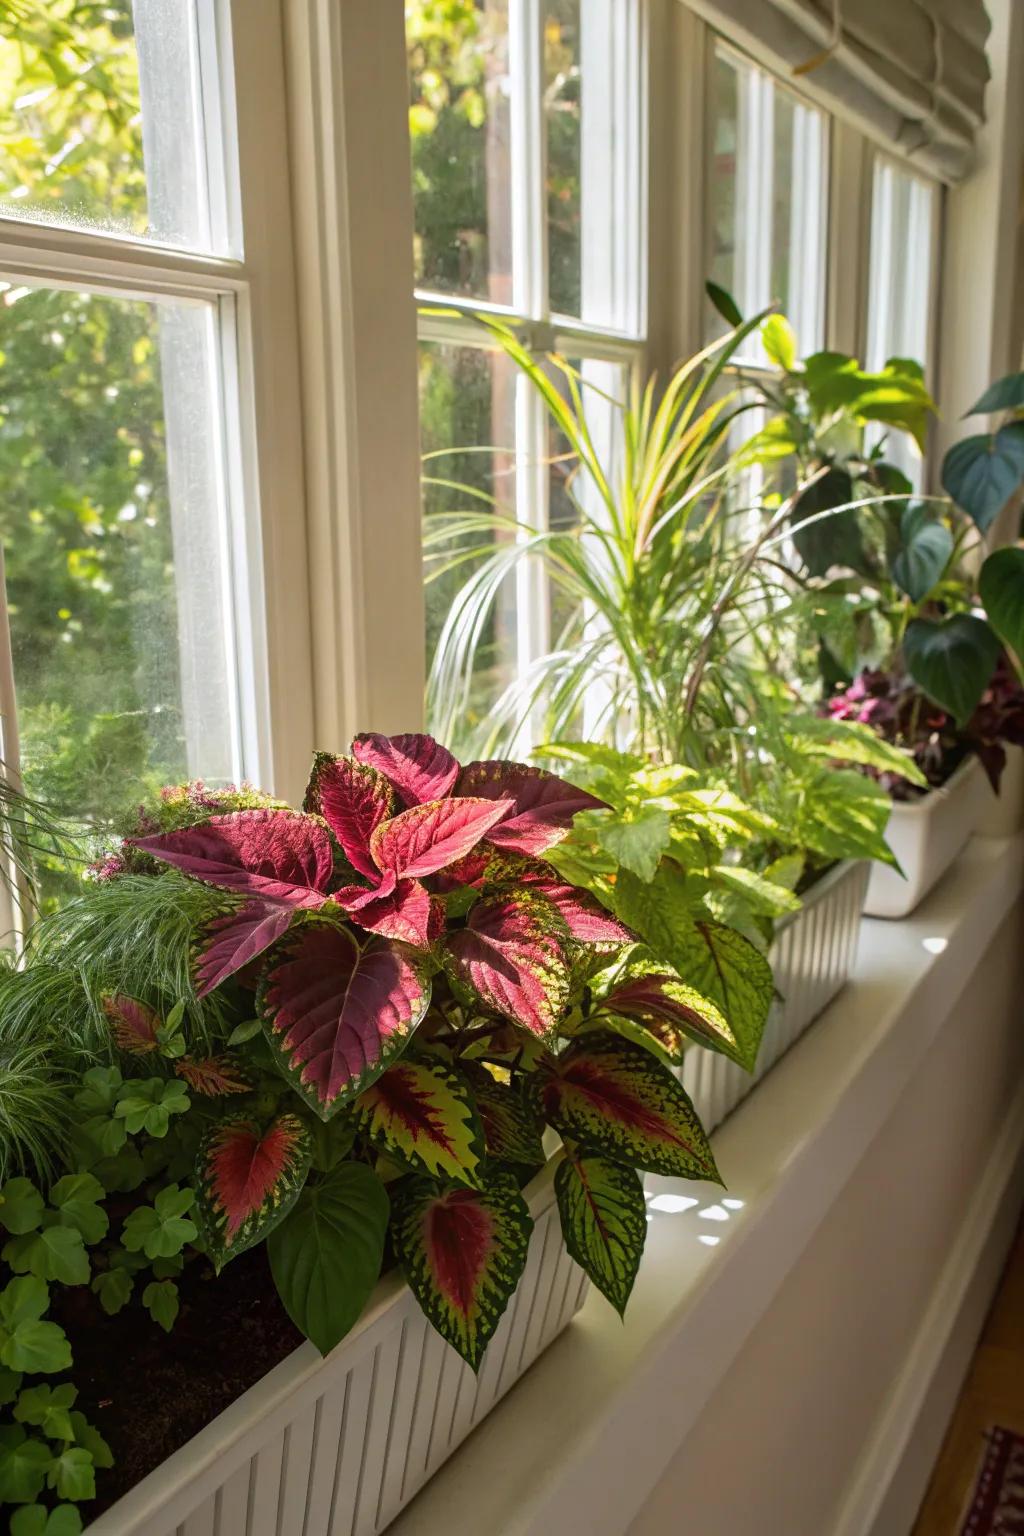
[545, 0, 581, 318]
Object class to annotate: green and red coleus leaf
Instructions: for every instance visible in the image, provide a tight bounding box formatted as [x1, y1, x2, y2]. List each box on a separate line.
[598, 975, 741, 1066]
[530, 1031, 720, 1182]
[196, 900, 296, 997]
[195, 1112, 313, 1269]
[441, 847, 630, 946]
[133, 810, 334, 907]
[463, 1067, 545, 1167]
[258, 921, 431, 1119]
[555, 1153, 646, 1316]
[456, 762, 607, 855]
[351, 1058, 484, 1185]
[392, 1171, 533, 1370]
[352, 733, 460, 808]
[175, 1055, 252, 1096]
[101, 994, 159, 1054]
[444, 892, 572, 1039]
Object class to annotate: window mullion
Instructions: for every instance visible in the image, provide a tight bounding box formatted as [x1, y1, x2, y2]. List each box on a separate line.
[510, 0, 548, 320]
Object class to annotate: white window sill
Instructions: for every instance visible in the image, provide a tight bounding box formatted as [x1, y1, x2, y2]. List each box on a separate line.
[388, 833, 1024, 1536]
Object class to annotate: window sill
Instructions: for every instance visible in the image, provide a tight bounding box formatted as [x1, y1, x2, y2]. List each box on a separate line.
[388, 832, 1024, 1536]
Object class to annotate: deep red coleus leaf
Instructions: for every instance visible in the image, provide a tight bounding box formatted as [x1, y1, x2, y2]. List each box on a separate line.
[175, 1055, 252, 1096]
[456, 762, 606, 855]
[445, 891, 571, 1039]
[133, 810, 334, 908]
[352, 733, 460, 807]
[369, 796, 511, 881]
[195, 1113, 313, 1269]
[392, 1171, 533, 1370]
[196, 900, 296, 997]
[304, 754, 395, 879]
[333, 880, 443, 947]
[101, 994, 159, 1054]
[259, 921, 431, 1118]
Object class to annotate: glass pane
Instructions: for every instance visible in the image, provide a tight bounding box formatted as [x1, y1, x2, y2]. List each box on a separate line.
[407, 1, 513, 303]
[0, 1, 220, 250]
[0, 283, 241, 902]
[420, 342, 517, 752]
[545, 0, 581, 318]
[707, 47, 826, 358]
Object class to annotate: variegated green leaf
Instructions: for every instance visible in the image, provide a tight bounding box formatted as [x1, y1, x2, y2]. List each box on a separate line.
[351, 1059, 484, 1186]
[464, 1067, 546, 1167]
[555, 1154, 646, 1315]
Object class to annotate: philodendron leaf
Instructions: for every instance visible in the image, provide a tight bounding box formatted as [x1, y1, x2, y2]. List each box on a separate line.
[259, 923, 431, 1118]
[134, 810, 334, 907]
[892, 520, 954, 602]
[444, 892, 572, 1039]
[456, 762, 606, 855]
[195, 1114, 312, 1270]
[941, 423, 1024, 532]
[968, 372, 1024, 415]
[352, 732, 460, 808]
[267, 1163, 389, 1355]
[101, 994, 159, 1054]
[555, 1154, 646, 1315]
[532, 1032, 720, 1182]
[597, 973, 742, 1065]
[196, 900, 295, 997]
[979, 545, 1024, 662]
[463, 1068, 545, 1167]
[392, 1171, 533, 1371]
[904, 614, 1001, 725]
[351, 1059, 485, 1186]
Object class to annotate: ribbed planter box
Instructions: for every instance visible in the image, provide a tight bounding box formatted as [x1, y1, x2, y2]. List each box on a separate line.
[680, 859, 869, 1135]
[84, 1161, 585, 1536]
[864, 756, 985, 918]
[976, 745, 1024, 839]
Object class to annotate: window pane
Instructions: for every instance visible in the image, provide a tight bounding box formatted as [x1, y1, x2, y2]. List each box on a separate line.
[420, 342, 517, 752]
[0, 283, 242, 896]
[708, 47, 826, 359]
[0, 1, 222, 250]
[545, 0, 581, 318]
[407, 1, 512, 304]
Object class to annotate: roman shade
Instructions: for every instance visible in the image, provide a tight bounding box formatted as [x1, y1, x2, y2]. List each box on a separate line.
[684, 0, 991, 182]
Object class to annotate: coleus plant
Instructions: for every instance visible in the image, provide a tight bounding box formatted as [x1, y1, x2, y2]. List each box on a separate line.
[79, 735, 738, 1371]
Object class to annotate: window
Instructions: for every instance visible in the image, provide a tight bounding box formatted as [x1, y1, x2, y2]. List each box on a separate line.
[865, 156, 938, 486]
[707, 41, 828, 360]
[0, 2, 307, 908]
[407, 0, 645, 753]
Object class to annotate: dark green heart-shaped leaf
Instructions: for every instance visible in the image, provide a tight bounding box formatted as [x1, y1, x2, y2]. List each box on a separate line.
[904, 614, 1001, 724]
[705, 280, 743, 327]
[892, 520, 953, 602]
[979, 546, 1024, 662]
[967, 372, 1024, 415]
[555, 1155, 646, 1316]
[941, 424, 1024, 532]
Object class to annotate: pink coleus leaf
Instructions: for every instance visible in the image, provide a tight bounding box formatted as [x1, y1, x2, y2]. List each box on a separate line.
[527, 881, 632, 944]
[195, 1112, 313, 1270]
[175, 1055, 252, 1096]
[303, 753, 395, 879]
[352, 733, 460, 808]
[333, 879, 442, 947]
[369, 796, 512, 881]
[259, 921, 431, 1118]
[445, 891, 572, 1039]
[133, 810, 334, 907]
[196, 901, 296, 998]
[456, 762, 607, 855]
[101, 994, 160, 1054]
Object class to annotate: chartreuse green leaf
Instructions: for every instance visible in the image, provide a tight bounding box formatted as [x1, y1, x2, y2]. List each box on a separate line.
[761, 314, 796, 371]
[268, 1163, 389, 1356]
[904, 614, 1001, 725]
[789, 715, 928, 786]
[121, 1184, 198, 1261]
[351, 1059, 485, 1186]
[0, 1425, 51, 1502]
[787, 766, 896, 868]
[0, 1279, 70, 1375]
[0, 1180, 45, 1236]
[555, 1154, 646, 1316]
[979, 545, 1024, 663]
[195, 1114, 312, 1271]
[533, 1032, 720, 1182]
[711, 865, 801, 918]
[114, 1077, 190, 1138]
[10, 1506, 83, 1536]
[591, 805, 671, 882]
[392, 1171, 533, 1372]
[67, 1413, 112, 1471]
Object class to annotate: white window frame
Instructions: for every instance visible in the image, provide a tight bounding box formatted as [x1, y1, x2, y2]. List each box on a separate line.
[0, 0, 315, 807]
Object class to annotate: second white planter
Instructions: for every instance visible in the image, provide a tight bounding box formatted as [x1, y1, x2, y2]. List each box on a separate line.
[864, 755, 985, 918]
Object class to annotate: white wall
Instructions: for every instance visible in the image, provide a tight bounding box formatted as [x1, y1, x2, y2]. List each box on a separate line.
[629, 900, 1024, 1536]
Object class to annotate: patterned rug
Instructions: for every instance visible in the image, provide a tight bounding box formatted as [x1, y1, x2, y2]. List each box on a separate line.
[960, 1427, 1024, 1534]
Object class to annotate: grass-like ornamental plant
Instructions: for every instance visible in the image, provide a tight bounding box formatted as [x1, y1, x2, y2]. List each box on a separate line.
[0, 734, 761, 1525]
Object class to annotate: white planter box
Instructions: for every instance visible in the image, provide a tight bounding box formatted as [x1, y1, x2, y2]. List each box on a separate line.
[85, 1162, 584, 1536]
[679, 859, 869, 1135]
[975, 745, 1024, 839]
[864, 756, 985, 919]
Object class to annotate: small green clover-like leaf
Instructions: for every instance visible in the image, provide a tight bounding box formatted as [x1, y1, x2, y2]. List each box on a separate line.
[10, 1505, 84, 1536]
[114, 1078, 191, 1138]
[0, 1365, 22, 1405]
[49, 1174, 108, 1246]
[79, 1115, 128, 1159]
[68, 1413, 112, 1470]
[3, 1225, 90, 1287]
[14, 1383, 78, 1444]
[142, 1279, 179, 1333]
[122, 1184, 197, 1260]
[0, 1180, 45, 1236]
[90, 1268, 134, 1317]
[74, 1067, 123, 1115]
[87, 1145, 146, 1194]
[150, 1253, 184, 1280]
[0, 1280, 70, 1375]
[46, 1445, 95, 1502]
[0, 1425, 51, 1502]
